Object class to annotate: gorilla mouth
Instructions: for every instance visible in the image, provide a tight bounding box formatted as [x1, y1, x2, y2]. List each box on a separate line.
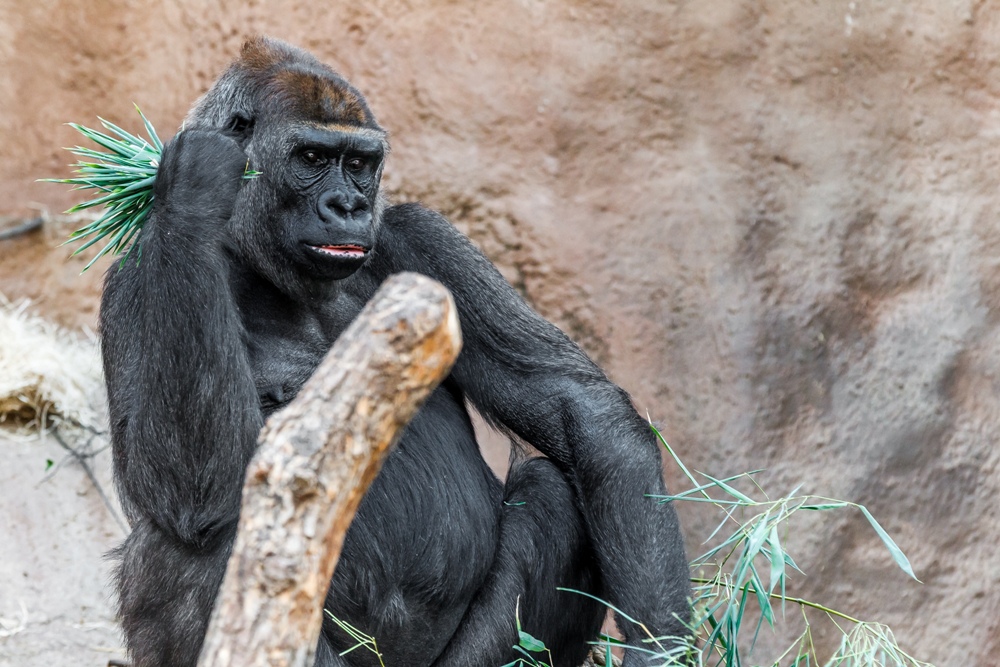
[308, 244, 369, 259]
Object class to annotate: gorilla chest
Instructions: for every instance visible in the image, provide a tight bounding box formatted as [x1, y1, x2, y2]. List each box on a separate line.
[236, 284, 366, 414]
[238, 292, 503, 625]
[245, 319, 330, 414]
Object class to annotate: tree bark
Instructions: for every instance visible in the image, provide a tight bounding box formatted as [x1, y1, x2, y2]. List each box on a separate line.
[197, 272, 462, 667]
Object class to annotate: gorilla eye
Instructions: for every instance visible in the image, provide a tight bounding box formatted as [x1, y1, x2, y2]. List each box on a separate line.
[227, 113, 253, 136]
[301, 150, 326, 166]
[345, 157, 367, 173]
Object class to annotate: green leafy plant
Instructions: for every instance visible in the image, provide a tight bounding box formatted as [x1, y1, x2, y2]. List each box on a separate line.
[501, 599, 557, 667]
[562, 426, 932, 667]
[327, 423, 931, 667]
[45, 108, 259, 271]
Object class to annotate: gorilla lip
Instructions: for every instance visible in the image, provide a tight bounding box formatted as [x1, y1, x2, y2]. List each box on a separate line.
[308, 244, 369, 258]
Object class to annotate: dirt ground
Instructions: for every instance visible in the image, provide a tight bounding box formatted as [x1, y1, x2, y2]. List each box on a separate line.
[0, 427, 125, 666]
[3, 1, 1000, 666]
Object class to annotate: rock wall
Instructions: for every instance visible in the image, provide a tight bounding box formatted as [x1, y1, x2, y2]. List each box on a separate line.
[2, 1, 998, 665]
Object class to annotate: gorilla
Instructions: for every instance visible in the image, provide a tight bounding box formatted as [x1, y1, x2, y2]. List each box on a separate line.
[99, 37, 689, 667]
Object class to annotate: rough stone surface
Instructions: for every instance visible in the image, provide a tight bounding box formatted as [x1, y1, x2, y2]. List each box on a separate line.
[2, 1, 998, 665]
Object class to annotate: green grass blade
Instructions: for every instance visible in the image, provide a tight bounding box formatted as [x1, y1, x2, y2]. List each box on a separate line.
[135, 105, 163, 151]
[651, 424, 702, 490]
[768, 524, 785, 596]
[68, 124, 137, 158]
[801, 503, 850, 511]
[99, 116, 149, 146]
[698, 472, 756, 504]
[70, 220, 120, 255]
[656, 470, 766, 501]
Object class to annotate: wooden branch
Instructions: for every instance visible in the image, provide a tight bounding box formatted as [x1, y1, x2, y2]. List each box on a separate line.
[198, 272, 462, 667]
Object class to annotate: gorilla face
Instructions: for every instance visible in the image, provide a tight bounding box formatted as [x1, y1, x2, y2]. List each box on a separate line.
[275, 124, 386, 281]
[224, 117, 388, 289]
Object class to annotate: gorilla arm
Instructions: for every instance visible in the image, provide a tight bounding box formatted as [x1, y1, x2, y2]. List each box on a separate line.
[375, 204, 691, 664]
[101, 130, 262, 547]
[100, 131, 266, 666]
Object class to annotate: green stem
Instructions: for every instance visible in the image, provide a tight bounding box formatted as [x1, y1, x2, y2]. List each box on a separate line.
[689, 577, 864, 625]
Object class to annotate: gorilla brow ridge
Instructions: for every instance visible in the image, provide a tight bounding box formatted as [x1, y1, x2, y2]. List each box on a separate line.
[268, 68, 370, 126]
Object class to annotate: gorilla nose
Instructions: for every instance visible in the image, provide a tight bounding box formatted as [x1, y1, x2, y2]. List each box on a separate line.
[319, 190, 370, 222]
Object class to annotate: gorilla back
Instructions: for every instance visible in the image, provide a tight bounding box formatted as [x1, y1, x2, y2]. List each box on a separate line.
[100, 37, 690, 667]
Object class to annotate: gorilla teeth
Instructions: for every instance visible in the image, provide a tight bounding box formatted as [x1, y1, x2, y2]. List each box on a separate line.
[311, 245, 367, 258]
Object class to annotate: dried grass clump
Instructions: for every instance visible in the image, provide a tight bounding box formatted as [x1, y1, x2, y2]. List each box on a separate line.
[0, 295, 104, 431]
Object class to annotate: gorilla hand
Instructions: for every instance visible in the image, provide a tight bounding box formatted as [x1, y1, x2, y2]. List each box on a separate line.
[152, 129, 248, 227]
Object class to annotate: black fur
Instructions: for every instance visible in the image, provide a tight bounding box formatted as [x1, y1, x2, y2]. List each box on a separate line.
[100, 37, 690, 667]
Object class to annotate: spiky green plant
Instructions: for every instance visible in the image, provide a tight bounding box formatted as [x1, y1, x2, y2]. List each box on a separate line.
[44, 106, 163, 271]
[46, 107, 258, 272]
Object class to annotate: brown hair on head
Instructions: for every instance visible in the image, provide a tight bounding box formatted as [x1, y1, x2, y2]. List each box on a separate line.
[237, 36, 378, 129]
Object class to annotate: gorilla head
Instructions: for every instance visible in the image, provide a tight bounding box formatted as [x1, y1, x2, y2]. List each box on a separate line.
[186, 37, 389, 287]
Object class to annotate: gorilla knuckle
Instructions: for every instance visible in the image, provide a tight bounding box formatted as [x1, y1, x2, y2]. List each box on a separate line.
[170, 130, 245, 178]
[154, 129, 246, 215]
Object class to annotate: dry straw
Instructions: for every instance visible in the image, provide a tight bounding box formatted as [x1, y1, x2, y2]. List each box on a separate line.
[0, 295, 104, 431]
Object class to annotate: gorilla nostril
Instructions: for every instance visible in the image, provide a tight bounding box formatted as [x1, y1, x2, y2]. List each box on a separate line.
[352, 196, 370, 212]
[319, 192, 344, 217]
[320, 191, 369, 219]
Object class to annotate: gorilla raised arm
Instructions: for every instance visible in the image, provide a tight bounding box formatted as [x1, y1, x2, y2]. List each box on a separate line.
[100, 37, 689, 667]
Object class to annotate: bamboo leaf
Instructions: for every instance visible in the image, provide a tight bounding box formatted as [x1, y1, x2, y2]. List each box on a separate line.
[801, 503, 850, 511]
[700, 472, 756, 504]
[656, 470, 766, 501]
[768, 524, 784, 596]
[518, 630, 547, 653]
[858, 505, 920, 581]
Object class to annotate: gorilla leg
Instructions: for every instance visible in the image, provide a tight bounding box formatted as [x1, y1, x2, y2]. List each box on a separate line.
[433, 458, 606, 667]
[114, 521, 232, 667]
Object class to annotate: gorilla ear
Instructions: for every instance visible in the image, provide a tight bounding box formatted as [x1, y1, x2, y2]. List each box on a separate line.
[225, 113, 255, 143]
